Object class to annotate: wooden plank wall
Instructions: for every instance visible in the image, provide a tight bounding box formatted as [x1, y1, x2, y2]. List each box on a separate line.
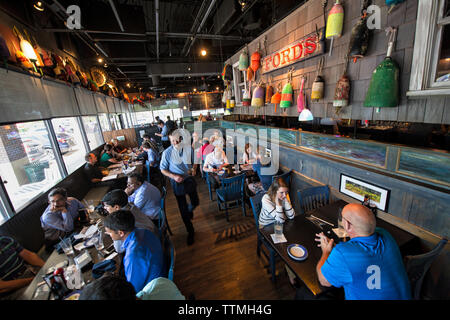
[102, 128, 139, 149]
[226, 0, 450, 124]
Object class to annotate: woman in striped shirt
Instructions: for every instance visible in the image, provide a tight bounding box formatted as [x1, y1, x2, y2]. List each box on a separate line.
[259, 178, 295, 228]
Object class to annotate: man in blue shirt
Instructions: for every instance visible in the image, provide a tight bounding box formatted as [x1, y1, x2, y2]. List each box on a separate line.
[155, 120, 170, 149]
[104, 210, 165, 293]
[40, 188, 85, 248]
[160, 128, 198, 245]
[125, 173, 161, 226]
[315, 203, 411, 300]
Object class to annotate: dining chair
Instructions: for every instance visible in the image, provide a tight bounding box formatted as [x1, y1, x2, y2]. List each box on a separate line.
[404, 238, 448, 300]
[145, 160, 151, 183]
[250, 193, 277, 283]
[216, 173, 246, 222]
[272, 170, 292, 188]
[158, 186, 173, 237]
[163, 235, 176, 281]
[297, 185, 330, 215]
[204, 171, 217, 201]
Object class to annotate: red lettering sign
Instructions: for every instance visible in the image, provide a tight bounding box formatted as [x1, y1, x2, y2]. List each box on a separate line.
[261, 29, 324, 74]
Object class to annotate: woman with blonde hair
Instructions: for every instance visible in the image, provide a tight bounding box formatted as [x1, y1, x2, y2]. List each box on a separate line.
[258, 178, 295, 228]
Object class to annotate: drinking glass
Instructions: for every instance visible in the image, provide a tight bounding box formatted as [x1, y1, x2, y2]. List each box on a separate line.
[60, 239, 74, 256]
[94, 231, 104, 251]
[274, 220, 283, 237]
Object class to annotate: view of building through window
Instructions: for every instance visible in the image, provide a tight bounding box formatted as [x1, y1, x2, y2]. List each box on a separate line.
[82, 116, 104, 150]
[51, 117, 87, 174]
[98, 113, 111, 131]
[0, 121, 62, 211]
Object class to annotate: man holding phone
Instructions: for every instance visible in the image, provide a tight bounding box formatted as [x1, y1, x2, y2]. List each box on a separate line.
[40, 188, 85, 249]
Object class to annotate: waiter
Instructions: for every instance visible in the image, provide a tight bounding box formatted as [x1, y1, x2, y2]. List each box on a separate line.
[159, 129, 198, 245]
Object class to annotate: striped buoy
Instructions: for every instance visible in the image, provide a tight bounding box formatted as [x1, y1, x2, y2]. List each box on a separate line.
[239, 50, 249, 71]
[297, 77, 306, 113]
[333, 74, 350, 107]
[229, 96, 235, 108]
[326, 0, 344, 56]
[265, 85, 273, 103]
[243, 89, 251, 106]
[251, 85, 265, 107]
[280, 82, 293, 108]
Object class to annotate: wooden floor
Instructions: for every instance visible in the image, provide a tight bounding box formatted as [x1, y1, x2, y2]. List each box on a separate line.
[165, 175, 296, 300]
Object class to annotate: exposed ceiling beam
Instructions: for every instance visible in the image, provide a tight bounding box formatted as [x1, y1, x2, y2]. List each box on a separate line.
[42, 29, 249, 41]
[155, 0, 160, 62]
[183, 0, 218, 57]
[180, 0, 208, 56]
[108, 0, 125, 32]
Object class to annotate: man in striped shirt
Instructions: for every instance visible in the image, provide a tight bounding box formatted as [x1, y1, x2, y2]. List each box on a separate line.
[0, 236, 45, 299]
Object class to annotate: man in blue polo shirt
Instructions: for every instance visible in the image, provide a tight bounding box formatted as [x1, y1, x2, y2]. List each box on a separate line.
[160, 128, 198, 245]
[315, 203, 411, 300]
[104, 210, 165, 292]
[155, 120, 170, 149]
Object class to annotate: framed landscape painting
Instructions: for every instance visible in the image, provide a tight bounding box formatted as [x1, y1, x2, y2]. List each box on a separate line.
[339, 174, 390, 212]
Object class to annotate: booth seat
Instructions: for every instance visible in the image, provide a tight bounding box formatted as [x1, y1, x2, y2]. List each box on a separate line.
[0, 146, 104, 254]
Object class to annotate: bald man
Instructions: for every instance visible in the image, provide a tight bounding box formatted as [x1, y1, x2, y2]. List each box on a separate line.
[314, 203, 411, 300]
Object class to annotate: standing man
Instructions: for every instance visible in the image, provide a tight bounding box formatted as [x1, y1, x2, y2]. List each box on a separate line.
[155, 120, 170, 149]
[160, 129, 198, 245]
[40, 188, 85, 249]
[314, 203, 411, 300]
[165, 116, 176, 131]
[104, 210, 165, 292]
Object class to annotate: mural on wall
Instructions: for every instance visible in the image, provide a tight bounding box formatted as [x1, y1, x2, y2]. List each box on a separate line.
[397, 150, 450, 185]
[301, 133, 387, 167]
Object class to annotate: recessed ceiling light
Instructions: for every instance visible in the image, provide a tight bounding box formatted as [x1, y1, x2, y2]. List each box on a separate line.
[200, 49, 207, 56]
[98, 58, 103, 63]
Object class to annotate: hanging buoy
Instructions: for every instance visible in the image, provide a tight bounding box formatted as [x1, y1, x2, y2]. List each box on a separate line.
[247, 66, 254, 82]
[364, 27, 399, 109]
[271, 83, 281, 113]
[242, 88, 251, 106]
[348, 10, 370, 62]
[311, 56, 325, 100]
[222, 64, 233, 82]
[239, 49, 249, 71]
[251, 85, 265, 107]
[386, 0, 406, 14]
[297, 76, 306, 113]
[265, 85, 273, 103]
[280, 82, 293, 109]
[326, 0, 344, 56]
[230, 96, 235, 108]
[334, 74, 350, 107]
[250, 50, 261, 73]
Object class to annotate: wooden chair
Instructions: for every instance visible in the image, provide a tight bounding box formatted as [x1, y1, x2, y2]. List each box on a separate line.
[216, 173, 246, 222]
[250, 193, 277, 283]
[272, 170, 292, 187]
[297, 185, 330, 215]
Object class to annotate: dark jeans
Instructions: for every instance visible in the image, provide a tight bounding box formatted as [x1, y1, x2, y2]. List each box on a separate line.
[170, 178, 199, 236]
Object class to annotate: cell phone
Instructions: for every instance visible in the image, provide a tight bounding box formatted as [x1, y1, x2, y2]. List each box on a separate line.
[103, 244, 115, 255]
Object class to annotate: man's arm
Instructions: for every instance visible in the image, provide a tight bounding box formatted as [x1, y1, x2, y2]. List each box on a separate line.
[0, 278, 33, 294]
[315, 232, 334, 287]
[19, 249, 45, 268]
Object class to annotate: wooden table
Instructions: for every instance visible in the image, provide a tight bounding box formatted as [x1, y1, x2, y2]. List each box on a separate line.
[259, 200, 418, 296]
[19, 214, 119, 300]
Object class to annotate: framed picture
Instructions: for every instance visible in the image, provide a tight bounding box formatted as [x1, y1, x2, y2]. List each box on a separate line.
[339, 174, 390, 212]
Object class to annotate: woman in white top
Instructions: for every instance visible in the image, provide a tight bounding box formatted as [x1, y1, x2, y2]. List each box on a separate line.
[259, 178, 295, 228]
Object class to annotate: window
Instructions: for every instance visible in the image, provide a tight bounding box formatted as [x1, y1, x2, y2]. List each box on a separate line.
[409, 0, 450, 96]
[0, 121, 62, 211]
[232, 61, 247, 104]
[99, 113, 111, 131]
[0, 196, 10, 226]
[82, 116, 104, 150]
[172, 109, 182, 121]
[154, 109, 174, 122]
[51, 117, 87, 174]
[135, 111, 154, 125]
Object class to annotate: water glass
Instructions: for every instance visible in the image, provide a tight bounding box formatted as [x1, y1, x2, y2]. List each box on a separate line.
[274, 220, 283, 237]
[60, 239, 74, 256]
[94, 231, 104, 251]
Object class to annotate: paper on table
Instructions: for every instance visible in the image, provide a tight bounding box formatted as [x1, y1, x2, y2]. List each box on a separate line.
[83, 225, 98, 238]
[332, 228, 348, 238]
[104, 252, 118, 260]
[73, 234, 86, 240]
[102, 174, 118, 181]
[74, 242, 87, 251]
[270, 233, 287, 244]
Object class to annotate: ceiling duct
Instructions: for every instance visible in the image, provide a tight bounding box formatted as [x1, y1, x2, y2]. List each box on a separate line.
[213, 0, 238, 34]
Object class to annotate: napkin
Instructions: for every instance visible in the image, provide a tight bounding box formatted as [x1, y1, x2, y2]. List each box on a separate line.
[102, 174, 117, 181]
[270, 233, 287, 244]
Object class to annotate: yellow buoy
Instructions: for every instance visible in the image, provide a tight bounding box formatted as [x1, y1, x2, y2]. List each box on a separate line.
[325, 0, 344, 56]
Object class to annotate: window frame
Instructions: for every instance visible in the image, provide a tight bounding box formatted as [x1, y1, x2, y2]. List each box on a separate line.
[232, 61, 247, 105]
[408, 0, 450, 97]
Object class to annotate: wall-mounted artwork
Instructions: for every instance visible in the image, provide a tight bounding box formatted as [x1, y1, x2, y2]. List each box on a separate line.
[397, 150, 450, 186]
[339, 174, 390, 212]
[301, 133, 387, 167]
